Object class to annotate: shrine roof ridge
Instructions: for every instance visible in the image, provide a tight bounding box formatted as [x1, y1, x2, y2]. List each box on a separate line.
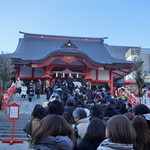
[19, 31, 108, 43]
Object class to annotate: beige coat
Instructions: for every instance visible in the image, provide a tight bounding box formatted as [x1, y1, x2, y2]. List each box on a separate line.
[76, 118, 89, 144]
[28, 118, 41, 149]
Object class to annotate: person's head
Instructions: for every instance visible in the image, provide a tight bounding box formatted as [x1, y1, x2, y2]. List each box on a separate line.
[108, 100, 116, 108]
[106, 92, 111, 95]
[48, 101, 64, 116]
[75, 100, 85, 108]
[31, 104, 43, 117]
[127, 103, 132, 108]
[29, 82, 33, 86]
[32, 114, 74, 141]
[119, 103, 128, 114]
[66, 96, 75, 107]
[84, 118, 105, 143]
[22, 83, 26, 86]
[32, 105, 47, 120]
[90, 105, 103, 120]
[114, 100, 123, 110]
[131, 115, 150, 145]
[106, 115, 136, 144]
[120, 103, 127, 109]
[104, 106, 116, 117]
[49, 93, 61, 102]
[73, 108, 87, 122]
[126, 103, 133, 113]
[132, 104, 150, 115]
[121, 88, 125, 91]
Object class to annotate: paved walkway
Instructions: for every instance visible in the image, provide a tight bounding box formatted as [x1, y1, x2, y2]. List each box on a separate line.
[0, 141, 28, 150]
[8, 93, 47, 114]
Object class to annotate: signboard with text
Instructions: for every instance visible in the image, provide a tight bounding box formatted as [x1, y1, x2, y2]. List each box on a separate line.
[8, 103, 20, 120]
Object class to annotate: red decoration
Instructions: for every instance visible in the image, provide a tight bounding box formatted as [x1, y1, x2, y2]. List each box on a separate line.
[61, 58, 77, 63]
[42, 74, 52, 79]
[84, 76, 93, 80]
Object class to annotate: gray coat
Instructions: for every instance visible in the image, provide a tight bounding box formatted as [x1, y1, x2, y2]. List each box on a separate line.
[97, 139, 133, 150]
[30, 135, 73, 150]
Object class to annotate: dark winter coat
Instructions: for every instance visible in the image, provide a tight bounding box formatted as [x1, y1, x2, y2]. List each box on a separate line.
[78, 139, 100, 150]
[30, 135, 73, 150]
[65, 106, 75, 117]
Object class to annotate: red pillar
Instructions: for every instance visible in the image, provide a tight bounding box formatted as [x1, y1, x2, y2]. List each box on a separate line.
[110, 70, 113, 95]
[96, 70, 98, 80]
[16, 66, 20, 79]
[32, 68, 34, 79]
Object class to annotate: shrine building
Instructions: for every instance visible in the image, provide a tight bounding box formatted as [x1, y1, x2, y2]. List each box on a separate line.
[11, 31, 134, 93]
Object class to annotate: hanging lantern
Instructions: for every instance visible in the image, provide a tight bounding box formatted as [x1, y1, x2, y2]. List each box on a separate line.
[56, 72, 58, 77]
[69, 73, 72, 77]
[63, 73, 65, 78]
[77, 73, 79, 78]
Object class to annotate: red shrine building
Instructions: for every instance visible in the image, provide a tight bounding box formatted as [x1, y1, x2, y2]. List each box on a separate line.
[11, 32, 134, 93]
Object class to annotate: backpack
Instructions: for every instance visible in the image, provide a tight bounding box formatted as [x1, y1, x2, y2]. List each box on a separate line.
[23, 120, 32, 137]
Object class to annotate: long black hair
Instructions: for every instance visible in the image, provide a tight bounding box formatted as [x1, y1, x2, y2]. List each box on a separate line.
[83, 118, 105, 143]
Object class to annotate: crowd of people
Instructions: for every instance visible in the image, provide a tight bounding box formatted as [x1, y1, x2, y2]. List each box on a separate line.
[19, 77, 150, 150]
[15, 78, 42, 102]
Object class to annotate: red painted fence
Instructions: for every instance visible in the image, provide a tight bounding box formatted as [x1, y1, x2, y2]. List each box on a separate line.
[117, 87, 140, 105]
[1, 83, 16, 111]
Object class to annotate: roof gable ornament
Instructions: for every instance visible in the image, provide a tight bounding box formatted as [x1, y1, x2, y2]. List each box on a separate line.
[60, 40, 78, 49]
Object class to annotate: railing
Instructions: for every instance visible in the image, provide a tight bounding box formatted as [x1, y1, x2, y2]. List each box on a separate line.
[117, 87, 140, 105]
[1, 83, 16, 111]
[125, 90, 140, 105]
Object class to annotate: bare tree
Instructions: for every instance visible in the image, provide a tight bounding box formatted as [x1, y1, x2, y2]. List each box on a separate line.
[0, 54, 14, 91]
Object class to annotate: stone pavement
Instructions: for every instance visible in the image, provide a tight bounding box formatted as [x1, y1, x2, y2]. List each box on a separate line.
[0, 141, 28, 150]
[0, 93, 47, 150]
[9, 93, 47, 114]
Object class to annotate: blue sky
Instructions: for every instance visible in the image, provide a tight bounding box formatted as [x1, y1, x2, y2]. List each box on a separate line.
[0, 0, 150, 53]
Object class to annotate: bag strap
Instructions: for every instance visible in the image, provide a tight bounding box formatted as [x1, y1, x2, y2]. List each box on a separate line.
[74, 124, 81, 139]
[74, 124, 81, 149]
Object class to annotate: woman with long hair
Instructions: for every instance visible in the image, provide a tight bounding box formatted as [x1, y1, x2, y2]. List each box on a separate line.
[97, 115, 136, 150]
[131, 115, 150, 150]
[78, 118, 105, 150]
[24, 104, 47, 149]
[30, 114, 75, 150]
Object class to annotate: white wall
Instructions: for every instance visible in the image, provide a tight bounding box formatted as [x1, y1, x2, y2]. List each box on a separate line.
[90, 70, 96, 80]
[98, 70, 109, 80]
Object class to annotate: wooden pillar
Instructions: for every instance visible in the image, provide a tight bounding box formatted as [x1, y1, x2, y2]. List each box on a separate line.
[110, 70, 113, 95]
[16, 66, 20, 79]
[32, 67, 34, 79]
